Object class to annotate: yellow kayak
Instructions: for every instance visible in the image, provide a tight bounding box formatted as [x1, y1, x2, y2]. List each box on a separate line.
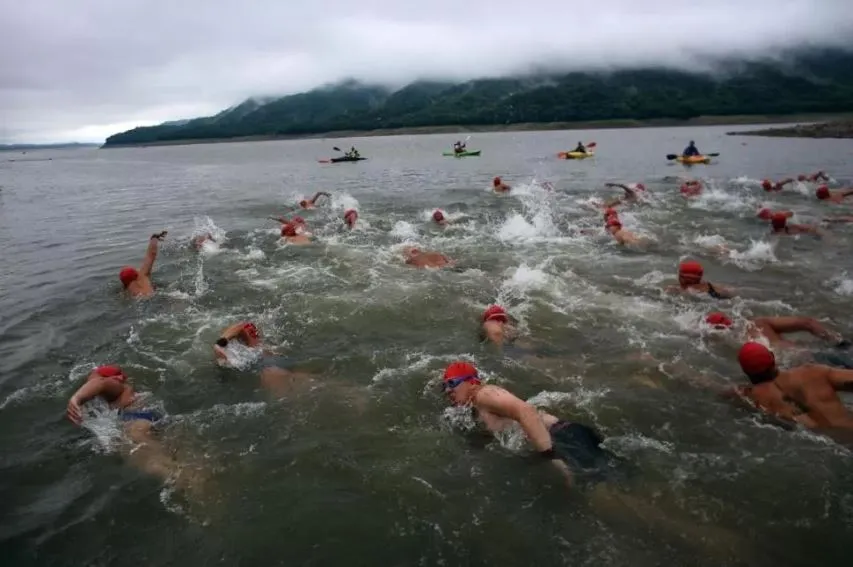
[676, 155, 711, 164]
[559, 151, 595, 160]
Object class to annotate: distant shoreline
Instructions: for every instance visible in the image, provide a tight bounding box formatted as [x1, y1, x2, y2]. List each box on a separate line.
[726, 120, 853, 139]
[100, 112, 853, 149]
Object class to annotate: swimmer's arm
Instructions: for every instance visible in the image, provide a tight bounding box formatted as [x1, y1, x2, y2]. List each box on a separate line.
[826, 367, 853, 391]
[778, 178, 794, 188]
[605, 183, 631, 192]
[310, 191, 330, 203]
[139, 231, 167, 277]
[842, 189, 853, 198]
[755, 317, 841, 344]
[219, 322, 249, 341]
[477, 388, 553, 452]
[710, 283, 737, 299]
[67, 378, 112, 425]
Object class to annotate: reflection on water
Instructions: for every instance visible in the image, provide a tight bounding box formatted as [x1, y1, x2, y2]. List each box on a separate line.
[1, 127, 852, 566]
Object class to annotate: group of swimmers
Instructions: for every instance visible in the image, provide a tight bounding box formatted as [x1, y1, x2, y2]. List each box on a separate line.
[66, 165, 853, 539]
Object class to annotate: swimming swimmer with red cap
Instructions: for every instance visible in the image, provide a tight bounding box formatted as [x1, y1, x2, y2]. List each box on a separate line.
[402, 245, 452, 269]
[769, 213, 821, 236]
[604, 216, 645, 246]
[214, 321, 315, 398]
[760, 178, 793, 193]
[815, 185, 853, 204]
[298, 191, 331, 209]
[343, 209, 358, 229]
[492, 176, 511, 193]
[118, 231, 167, 298]
[191, 233, 216, 250]
[797, 171, 829, 183]
[66, 365, 205, 492]
[704, 311, 848, 351]
[604, 182, 646, 206]
[665, 260, 736, 299]
[756, 208, 792, 222]
[480, 304, 519, 346]
[680, 180, 702, 198]
[735, 342, 853, 432]
[277, 219, 312, 245]
[432, 210, 449, 226]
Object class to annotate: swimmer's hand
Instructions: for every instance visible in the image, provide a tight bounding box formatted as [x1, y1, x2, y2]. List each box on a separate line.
[550, 459, 575, 488]
[151, 231, 168, 240]
[67, 397, 83, 425]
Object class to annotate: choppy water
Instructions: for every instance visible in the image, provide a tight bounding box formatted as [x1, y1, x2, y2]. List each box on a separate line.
[2, 126, 853, 566]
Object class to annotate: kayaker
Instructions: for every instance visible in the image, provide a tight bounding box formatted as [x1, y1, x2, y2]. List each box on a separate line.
[453, 141, 466, 154]
[682, 141, 700, 157]
[345, 146, 360, 159]
[572, 141, 587, 154]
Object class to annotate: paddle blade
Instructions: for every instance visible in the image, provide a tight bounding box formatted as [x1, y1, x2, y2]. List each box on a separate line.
[666, 154, 678, 160]
[586, 142, 597, 148]
[332, 147, 341, 152]
[707, 152, 720, 157]
[557, 152, 568, 159]
[317, 159, 330, 163]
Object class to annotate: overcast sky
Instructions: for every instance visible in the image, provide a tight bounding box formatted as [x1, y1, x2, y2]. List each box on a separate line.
[2, 0, 852, 144]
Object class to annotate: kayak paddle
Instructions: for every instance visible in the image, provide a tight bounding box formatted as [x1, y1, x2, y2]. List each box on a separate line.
[667, 152, 720, 160]
[317, 159, 331, 163]
[333, 147, 342, 152]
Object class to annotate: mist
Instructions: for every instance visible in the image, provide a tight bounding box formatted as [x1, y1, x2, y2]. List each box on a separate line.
[2, 0, 852, 143]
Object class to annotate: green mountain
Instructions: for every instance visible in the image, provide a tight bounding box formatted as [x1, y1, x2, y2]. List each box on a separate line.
[104, 48, 853, 147]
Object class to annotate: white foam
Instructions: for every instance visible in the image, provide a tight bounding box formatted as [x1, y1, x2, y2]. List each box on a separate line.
[727, 240, 778, 270]
[390, 220, 419, 240]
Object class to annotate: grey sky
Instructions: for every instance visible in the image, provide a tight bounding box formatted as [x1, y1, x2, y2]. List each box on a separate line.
[2, 0, 852, 143]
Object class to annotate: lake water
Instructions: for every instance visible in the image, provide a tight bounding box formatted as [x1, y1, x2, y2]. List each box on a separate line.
[2, 125, 853, 566]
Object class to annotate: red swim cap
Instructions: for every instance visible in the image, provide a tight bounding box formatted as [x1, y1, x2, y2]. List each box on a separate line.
[93, 365, 126, 382]
[281, 223, 298, 237]
[443, 361, 479, 382]
[242, 322, 259, 339]
[757, 208, 772, 220]
[635, 183, 646, 192]
[816, 185, 830, 200]
[606, 217, 622, 229]
[705, 312, 732, 329]
[119, 267, 139, 288]
[603, 207, 618, 218]
[738, 342, 776, 378]
[771, 213, 788, 231]
[797, 174, 807, 182]
[432, 210, 445, 222]
[493, 177, 501, 186]
[761, 179, 772, 191]
[482, 304, 508, 323]
[679, 261, 704, 278]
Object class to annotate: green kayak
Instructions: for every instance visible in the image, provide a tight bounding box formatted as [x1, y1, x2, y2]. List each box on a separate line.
[442, 150, 481, 157]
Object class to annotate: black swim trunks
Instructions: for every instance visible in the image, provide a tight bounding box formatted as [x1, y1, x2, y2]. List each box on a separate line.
[548, 421, 619, 486]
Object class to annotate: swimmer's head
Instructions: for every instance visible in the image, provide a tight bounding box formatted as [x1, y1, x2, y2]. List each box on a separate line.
[281, 223, 298, 237]
[493, 176, 501, 187]
[738, 342, 778, 384]
[605, 217, 622, 232]
[482, 305, 509, 324]
[603, 207, 618, 219]
[798, 174, 807, 182]
[402, 246, 420, 259]
[216, 338, 228, 347]
[816, 185, 830, 200]
[705, 312, 732, 330]
[299, 199, 310, 208]
[242, 322, 260, 340]
[761, 179, 773, 191]
[343, 209, 358, 227]
[432, 210, 445, 223]
[634, 183, 646, 192]
[119, 267, 139, 288]
[678, 260, 703, 285]
[442, 361, 481, 405]
[771, 213, 788, 232]
[91, 365, 127, 382]
[757, 208, 772, 220]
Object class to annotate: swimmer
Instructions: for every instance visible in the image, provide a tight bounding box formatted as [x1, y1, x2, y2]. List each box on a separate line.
[214, 321, 314, 397]
[492, 176, 511, 193]
[760, 178, 794, 192]
[402, 246, 452, 268]
[756, 208, 792, 222]
[280, 220, 312, 245]
[665, 260, 736, 299]
[769, 213, 822, 236]
[705, 311, 849, 350]
[432, 210, 449, 226]
[480, 305, 518, 346]
[735, 342, 853, 432]
[680, 180, 702, 198]
[118, 231, 167, 298]
[605, 217, 645, 247]
[439, 361, 751, 556]
[191, 233, 216, 250]
[815, 185, 853, 204]
[798, 171, 829, 183]
[343, 209, 358, 229]
[66, 365, 204, 492]
[604, 182, 645, 206]
[298, 191, 331, 209]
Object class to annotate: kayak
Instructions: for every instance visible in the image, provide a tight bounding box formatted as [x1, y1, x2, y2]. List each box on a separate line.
[676, 155, 711, 164]
[329, 156, 367, 163]
[559, 151, 595, 160]
[442, 150, 481, 157]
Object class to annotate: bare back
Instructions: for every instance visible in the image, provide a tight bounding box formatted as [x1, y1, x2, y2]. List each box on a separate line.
[776, 366, 853, 429]
[126, 276, 155, 298]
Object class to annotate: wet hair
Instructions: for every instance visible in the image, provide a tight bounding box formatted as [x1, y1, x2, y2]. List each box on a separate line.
[746, 366, 778, 385]
[216, 337, 228, 347]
